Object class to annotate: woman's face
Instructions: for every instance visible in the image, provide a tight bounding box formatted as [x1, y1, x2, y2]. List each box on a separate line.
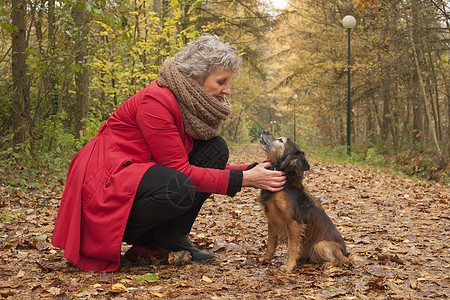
[196, 68, 233, 100]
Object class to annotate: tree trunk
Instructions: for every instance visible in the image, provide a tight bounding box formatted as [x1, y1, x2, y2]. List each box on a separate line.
[440, 66, 450, 157]
[155, 0, 169, 66]
[71, 0, 90, 138]
[11, 0, 30, 146]
[381, 56, 391, 141]
[380, 11, 391, 142]
[46, 0, 60, 151]
[409, 27, 442, 158]
[425, 42, 442, 142]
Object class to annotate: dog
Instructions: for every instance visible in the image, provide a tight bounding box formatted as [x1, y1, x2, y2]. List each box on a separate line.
[258, 131, 349, 272]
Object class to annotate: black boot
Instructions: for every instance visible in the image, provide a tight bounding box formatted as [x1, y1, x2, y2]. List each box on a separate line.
[157, 229, 214, 261]
[120, 256, 133, 268]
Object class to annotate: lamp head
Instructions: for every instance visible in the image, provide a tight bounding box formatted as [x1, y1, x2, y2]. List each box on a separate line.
[342, 15, 356, 29]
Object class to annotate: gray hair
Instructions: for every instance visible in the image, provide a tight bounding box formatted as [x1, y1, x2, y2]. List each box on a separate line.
[175, 34, 241, 79]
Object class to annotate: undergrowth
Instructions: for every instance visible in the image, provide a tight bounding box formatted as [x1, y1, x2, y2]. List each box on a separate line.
[304, 144, 450, 186]
[1, 139, 449, 196]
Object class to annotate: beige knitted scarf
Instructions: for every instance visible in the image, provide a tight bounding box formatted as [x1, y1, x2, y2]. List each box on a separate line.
[157, 58, 232, 140]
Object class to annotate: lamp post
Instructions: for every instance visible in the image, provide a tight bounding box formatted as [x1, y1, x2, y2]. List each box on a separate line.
[292, 94, 298, 142]
[270, 120, 276, 133]
[342, 15, 356, 155]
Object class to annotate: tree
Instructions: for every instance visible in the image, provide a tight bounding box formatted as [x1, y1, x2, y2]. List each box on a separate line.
[11, 0, 29, 145]
[71, 0, 90, 138]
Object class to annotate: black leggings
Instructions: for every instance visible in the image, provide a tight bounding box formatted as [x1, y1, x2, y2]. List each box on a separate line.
[123, 136, 229, 245]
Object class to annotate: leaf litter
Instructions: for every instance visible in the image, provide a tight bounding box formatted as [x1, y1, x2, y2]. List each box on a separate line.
[0, 144, 448, 299]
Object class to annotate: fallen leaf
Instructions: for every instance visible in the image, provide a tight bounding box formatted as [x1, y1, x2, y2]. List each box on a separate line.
[35, 260, 51, 272]
[366, 265, 394, 278]
[47, 287, 61, 295]
[98, 272, 114, 283]
[111, 283, 127, 292]
[1, 144, 449, 299]
[366, 280, 386, 291]
[32, 240, 48, 251]
[168, 251, 192, 266]
[135, 273, 159, 283]
[16, 270, 25, 278]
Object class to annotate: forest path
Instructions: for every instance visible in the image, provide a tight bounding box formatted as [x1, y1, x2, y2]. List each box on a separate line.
[0, 144, 448, 299]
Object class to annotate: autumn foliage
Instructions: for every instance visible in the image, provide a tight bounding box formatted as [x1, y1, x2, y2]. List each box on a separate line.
[1, 0, 449, 183]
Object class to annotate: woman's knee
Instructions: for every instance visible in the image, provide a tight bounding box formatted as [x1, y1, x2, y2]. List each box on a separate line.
[189, 136, 229, 169]
[211, 136, 229, 158]
[208, 136, 229, 169]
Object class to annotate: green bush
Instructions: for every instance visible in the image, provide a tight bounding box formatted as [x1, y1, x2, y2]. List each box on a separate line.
[366, 148, 385, 165]
[248, 121, 263, 142]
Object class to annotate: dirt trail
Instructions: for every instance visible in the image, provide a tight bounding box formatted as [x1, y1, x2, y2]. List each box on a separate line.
[0, 144, 449, 299]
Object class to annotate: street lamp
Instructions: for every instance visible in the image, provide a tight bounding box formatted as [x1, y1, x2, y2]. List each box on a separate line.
[342, 15, 356, 155]
[270, 120, 277, 133]
[292, 94, 298, 142]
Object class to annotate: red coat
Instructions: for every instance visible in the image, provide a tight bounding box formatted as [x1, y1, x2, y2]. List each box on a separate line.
[52, 81, 249, 272]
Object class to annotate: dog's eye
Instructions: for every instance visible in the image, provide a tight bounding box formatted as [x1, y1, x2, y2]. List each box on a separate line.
[278, 138, 283, 143]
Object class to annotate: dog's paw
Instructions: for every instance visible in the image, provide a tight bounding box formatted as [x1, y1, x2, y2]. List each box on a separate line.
[322, 261, 335, 268]
[280, 264, 296, 272]
[260, 257, 271, 264]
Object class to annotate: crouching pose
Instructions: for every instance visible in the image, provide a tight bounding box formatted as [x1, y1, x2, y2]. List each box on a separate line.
[52, 35, 287, 272]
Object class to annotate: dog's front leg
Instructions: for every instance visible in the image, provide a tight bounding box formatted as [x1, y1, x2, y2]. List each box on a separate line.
[262, 222, 278, 262]
[282, 221, 305, 272]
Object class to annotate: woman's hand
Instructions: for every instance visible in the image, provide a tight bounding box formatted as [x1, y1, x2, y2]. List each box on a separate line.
[242, 162, 286, 192]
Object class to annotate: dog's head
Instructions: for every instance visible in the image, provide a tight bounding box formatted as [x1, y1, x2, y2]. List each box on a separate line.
[259, 131, 310, 178]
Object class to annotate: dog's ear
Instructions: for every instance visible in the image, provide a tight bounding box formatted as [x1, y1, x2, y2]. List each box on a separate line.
[295, 150, 310, 172]
[279, 154, 294, 171]
[279, 150, 310, 174]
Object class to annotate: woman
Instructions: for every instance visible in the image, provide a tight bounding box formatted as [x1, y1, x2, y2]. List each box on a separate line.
[52, 35, 286, 272]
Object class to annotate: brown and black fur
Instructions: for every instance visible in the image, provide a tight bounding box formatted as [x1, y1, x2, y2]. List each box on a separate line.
[259, 131, 349, 272]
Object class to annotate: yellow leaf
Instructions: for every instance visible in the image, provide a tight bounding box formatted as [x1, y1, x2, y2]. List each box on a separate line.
[327, 267, 340, 273]
[111, 283, 127, 292]
[201, 275, 213, 283]
[152, 292, 163, 297]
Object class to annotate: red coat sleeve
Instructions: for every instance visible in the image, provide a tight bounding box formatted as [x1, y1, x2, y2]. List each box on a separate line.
[136, 86, 232, 195]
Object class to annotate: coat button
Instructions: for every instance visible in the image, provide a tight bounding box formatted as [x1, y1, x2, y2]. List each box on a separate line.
[122, 160, 133, 166]
[105, 179, 110, 188]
